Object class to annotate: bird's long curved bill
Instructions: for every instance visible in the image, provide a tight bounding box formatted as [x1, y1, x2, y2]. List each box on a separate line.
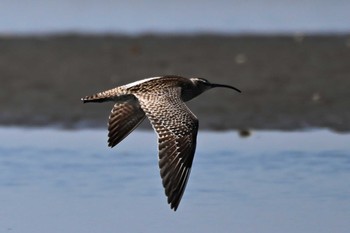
[211, 83, 241, 93]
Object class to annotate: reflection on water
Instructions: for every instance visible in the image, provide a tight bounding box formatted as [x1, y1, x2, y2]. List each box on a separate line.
[0, 128, 349, 233]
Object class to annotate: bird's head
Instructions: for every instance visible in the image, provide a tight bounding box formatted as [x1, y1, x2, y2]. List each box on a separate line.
[190, 77, 241, 93]
[180, 77, 241, 102]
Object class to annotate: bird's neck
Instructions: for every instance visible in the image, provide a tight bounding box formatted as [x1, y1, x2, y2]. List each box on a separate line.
[181, 87, 206, 102]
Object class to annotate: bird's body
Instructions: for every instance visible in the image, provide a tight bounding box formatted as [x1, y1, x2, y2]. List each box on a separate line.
[81, 75, 240, 211]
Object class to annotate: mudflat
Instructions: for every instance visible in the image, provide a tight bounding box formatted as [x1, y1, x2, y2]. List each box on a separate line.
[0, 34, 349, 131]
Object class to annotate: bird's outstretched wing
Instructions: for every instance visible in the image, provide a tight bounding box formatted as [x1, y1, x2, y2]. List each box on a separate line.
[108, 97, 146, 147]
[135, 87, 198, 211]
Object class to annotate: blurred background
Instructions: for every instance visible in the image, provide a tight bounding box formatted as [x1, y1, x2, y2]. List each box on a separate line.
[1, 2, 350, 233]
[1, 0, 349, 131]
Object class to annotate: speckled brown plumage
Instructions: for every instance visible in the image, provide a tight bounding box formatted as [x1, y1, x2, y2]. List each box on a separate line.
[81, 75, 241, 211]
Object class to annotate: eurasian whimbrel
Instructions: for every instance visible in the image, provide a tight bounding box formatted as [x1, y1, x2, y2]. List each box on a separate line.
[81, 75, 241, 211]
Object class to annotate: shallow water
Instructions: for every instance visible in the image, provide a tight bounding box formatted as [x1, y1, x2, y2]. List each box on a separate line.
[0, 128, 349, 233]
[1, 1, 349, 34]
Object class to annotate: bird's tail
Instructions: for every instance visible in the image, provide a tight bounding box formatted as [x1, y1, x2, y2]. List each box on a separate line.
[81, 88, 119, 103]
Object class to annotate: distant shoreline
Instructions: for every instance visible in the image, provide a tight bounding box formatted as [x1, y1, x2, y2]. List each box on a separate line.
[1, 34, 349, 131]
[2, 32, 350, 40]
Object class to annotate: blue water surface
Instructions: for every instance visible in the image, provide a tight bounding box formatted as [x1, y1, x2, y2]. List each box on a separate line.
[1, 0, 349, 34]
[0, 128, 349, 233]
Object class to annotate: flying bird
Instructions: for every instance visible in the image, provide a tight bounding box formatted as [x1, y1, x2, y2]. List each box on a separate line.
[81, 75, 241, 211]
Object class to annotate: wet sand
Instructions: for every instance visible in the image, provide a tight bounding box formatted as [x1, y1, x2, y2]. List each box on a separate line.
[0, 34, 349, 131]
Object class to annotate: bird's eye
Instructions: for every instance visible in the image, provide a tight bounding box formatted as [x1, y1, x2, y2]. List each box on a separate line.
[196, 78, 209, 83]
